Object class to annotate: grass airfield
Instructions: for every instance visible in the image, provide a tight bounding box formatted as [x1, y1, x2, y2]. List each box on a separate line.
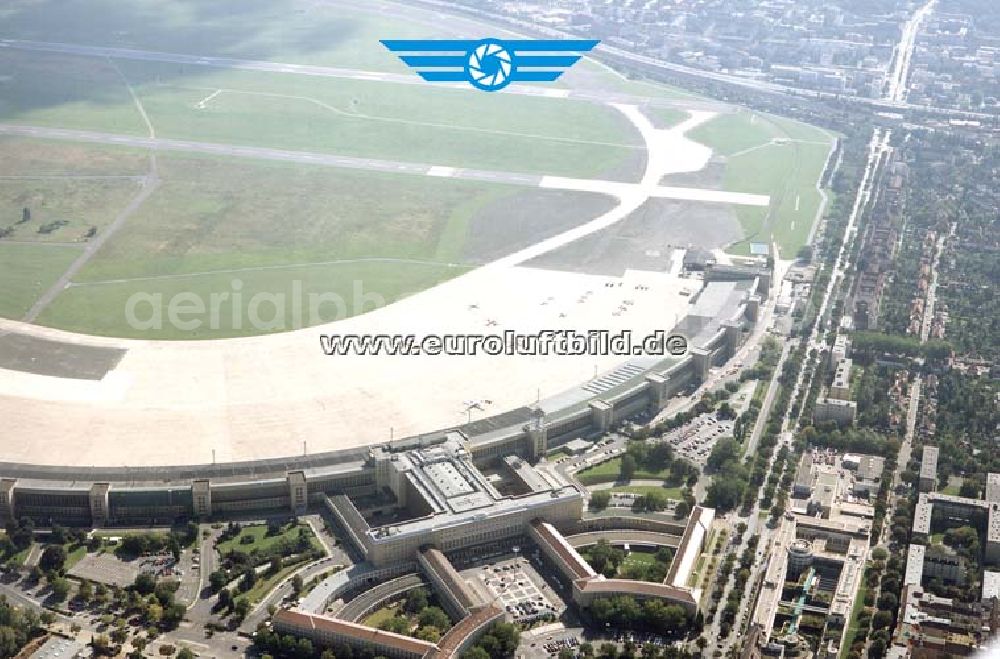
[687, 111, 835, 257]
[0, 0, 833, 339]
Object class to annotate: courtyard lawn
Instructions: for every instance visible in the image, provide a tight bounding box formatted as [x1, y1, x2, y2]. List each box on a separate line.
[576, 457, 681, 486]
[216, 523, 320, 556]
[363, 603, 402, 630]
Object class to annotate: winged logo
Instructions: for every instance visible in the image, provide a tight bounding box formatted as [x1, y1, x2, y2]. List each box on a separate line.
[380, 38, 599, 92]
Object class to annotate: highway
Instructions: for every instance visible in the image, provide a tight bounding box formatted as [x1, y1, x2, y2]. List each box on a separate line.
[886, 0, 938, 103]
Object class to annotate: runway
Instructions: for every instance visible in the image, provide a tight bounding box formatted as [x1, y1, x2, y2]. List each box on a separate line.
[0, 38, 730, 113]
[0, 124, 769, 209]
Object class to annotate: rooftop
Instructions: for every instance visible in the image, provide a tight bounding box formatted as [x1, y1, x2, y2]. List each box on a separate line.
[913, 501, 932, 535]
[983, 570, 1000, 602]
[987, 473, 1000, 503]
[857, 455, 885, 482]
[274, 610, 435, 656]
[920, 446, 939, 480]
[905, 544, 925, 587]
[367, 436, 583, 541]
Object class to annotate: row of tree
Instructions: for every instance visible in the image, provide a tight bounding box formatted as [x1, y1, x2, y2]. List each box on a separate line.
[585, 595, 699, 638]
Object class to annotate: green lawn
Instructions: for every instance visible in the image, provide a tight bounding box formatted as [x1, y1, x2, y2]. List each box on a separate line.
[577, 457, 678, 485]
[941, 477, 963, 496]
[722, 140, 831, 257]
[621, 550, 657, 570]
[0, 50, 149, 135]
[0, 48, 642, 179]
[3, 544, 32, 568]
[751, 379, 767, 406]
[34, 153, 557, 337]
[644, 107, 689, 129]
[363, 603, 402, 630]
[687, 112, 783, 157]
[0, 177, 144, 243]
[0, 242, 81, 319]
[40, 255, 469, 339]
[216, 523, 319, 556]
[577, 458, 627, 483]
[0, 137, 150, 177]
[686, 111, 835, 258]
[64, 543, 88, 570]
[242, 560, 308, 604]
[689, 555, 707, 588]
[839, 574, 869, 659]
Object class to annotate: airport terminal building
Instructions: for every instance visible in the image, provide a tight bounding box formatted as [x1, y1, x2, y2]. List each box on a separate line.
[0, 264, 767, 527]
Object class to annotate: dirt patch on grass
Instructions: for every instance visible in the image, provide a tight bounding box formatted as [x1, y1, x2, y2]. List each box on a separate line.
[0, 331, 125, 379]
[461, 188, 618, 264]
[659, 157, 727, 188]
[523, 198, 742, 276]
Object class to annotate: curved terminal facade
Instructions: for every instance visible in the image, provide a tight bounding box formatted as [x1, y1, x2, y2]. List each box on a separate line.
[0, 265, 768, 527]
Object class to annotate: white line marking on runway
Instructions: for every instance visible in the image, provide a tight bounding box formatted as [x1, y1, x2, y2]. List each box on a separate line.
[195, 89, 222, 109]
[427, 166, 456, 177]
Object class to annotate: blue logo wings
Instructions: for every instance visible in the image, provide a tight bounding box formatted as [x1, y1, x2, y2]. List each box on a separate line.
[380, 38, 599, 92]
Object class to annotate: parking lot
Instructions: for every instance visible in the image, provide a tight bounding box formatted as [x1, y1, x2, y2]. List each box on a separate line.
[663, 413, 736, 466]
[461, 554, 565, 625]
[69, 551, 184, 588]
